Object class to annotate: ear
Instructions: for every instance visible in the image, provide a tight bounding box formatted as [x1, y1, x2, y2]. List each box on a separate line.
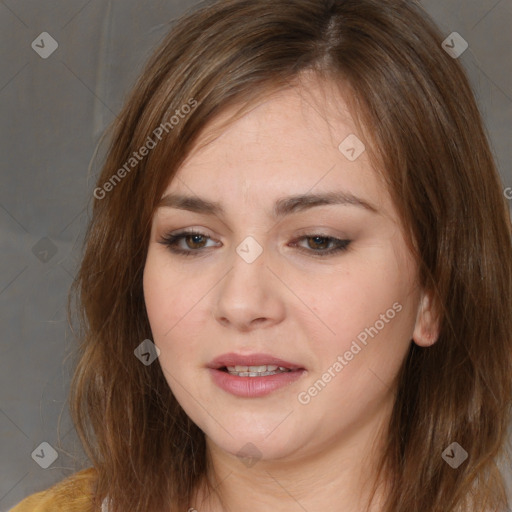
[412, 291, 440, 347]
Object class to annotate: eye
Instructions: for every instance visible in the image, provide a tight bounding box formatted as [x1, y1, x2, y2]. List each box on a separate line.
[158, 230, 218, 256]
[290, 234, 351, 257]
[158, 230, 351, 258]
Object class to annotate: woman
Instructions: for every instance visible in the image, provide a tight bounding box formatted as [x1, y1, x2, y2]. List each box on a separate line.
[11, 0, 512, 511]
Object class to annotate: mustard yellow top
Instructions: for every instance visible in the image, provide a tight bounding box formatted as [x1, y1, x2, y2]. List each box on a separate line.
[9, 468, 100, 512]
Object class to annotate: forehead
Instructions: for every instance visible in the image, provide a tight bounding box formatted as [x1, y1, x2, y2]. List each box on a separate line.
[183, 77, 360, 163]
[159, 78, 392, 219]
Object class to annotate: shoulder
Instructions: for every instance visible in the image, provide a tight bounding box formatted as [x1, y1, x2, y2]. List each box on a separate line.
[9, 468, 99, 512]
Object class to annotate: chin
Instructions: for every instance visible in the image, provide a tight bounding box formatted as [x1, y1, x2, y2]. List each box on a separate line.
[204, 421, 308, 462]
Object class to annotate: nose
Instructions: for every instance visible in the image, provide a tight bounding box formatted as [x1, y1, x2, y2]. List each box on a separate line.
[211, 245, 286, 332]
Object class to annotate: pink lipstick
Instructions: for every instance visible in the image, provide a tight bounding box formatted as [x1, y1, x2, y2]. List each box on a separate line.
[207, 353, 306, 398]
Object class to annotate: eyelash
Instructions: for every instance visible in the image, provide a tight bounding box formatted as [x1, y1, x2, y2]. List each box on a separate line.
[158, 229, 351, 258]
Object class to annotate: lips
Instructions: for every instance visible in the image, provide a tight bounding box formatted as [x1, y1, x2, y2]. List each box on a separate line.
[207, 352, 304, 371]
[207, 352, 306, 397]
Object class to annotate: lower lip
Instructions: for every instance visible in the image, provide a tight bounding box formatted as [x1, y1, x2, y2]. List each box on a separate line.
[208, 368, 305, 397]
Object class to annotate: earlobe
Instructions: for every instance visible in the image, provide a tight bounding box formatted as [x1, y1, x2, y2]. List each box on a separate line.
[412, 291, 440, 347]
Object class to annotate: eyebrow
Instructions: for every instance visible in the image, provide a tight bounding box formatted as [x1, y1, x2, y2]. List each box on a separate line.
[157, 191, 379, 217]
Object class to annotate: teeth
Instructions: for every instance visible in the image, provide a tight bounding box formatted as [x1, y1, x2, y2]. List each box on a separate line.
[225, 364, 292, 377]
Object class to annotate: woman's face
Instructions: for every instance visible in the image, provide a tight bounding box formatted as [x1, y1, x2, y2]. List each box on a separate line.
[143, 79, 427, 464]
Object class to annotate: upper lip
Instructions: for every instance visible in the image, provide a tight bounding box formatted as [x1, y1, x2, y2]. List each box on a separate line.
[207, 352, 304, 370]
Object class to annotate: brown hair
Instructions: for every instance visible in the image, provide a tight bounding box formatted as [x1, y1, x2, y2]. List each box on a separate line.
[67, 0, 512, 510]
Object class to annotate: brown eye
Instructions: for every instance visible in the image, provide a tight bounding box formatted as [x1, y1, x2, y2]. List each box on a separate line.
[184, 234, 208, 249]
[291, 235, 351, 257]
[306, 236, 331, 250]
[159, 231, 350, 258]
[159, 230, 218, 257]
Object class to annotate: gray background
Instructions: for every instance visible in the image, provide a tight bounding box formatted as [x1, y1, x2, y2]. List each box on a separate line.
[0, 0, 511, 510]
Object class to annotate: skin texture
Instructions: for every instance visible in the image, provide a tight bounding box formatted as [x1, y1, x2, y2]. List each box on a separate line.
[143, 77, 439, 512]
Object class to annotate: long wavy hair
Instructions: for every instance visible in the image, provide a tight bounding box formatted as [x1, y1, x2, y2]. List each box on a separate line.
[66, 0, 512, 510]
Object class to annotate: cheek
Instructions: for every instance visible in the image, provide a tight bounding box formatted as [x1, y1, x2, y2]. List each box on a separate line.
[295, 273, 417, 419]
[142, 254, 210, 368]
[143, 252, 194, 334]
[143, 255, 182, 354]
[143, 259, 172, 339]
[301, 246, 418, 369]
